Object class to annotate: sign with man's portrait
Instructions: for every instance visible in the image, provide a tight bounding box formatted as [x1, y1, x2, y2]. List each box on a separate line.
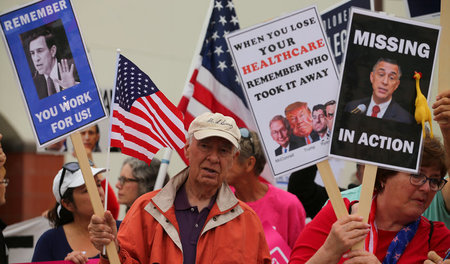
[329, 8, 440, 172]
[0, 0, 106, 148]
[226, 6, 340, 177]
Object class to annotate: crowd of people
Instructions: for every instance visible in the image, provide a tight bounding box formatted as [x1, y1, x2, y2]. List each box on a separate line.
[1, 90, 450, 263]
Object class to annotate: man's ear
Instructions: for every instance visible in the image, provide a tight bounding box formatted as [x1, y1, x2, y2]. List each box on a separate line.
[50, 45, 57, 58]
[184, 143, 190, 160]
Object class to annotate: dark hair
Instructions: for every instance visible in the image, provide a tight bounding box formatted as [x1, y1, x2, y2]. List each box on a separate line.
[28, 28, 56, 51]
[237, 130, 266, 175]
[325, 100, 336, 107]
[47, 188, 75, 227]
[372, 57, 402, 78]
[374, 135, 447, 193]
[312, 104, 327, 115]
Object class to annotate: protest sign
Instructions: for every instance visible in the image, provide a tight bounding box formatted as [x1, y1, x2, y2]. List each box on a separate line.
[226, 6, 340, 178]
[321, 0, 373, 69]
[0, 0, 106, 148]
[329, 8, 440, 173]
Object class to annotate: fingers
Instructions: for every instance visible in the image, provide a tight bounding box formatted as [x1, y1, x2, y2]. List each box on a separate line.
[64, 251, 89, 264]
[427, 251, 443, 263]
[57, 59, 76, 88]
[88, 213, 116, 251]
[58, 59, 71, 73]
[325, 215, 370, 255]
[343, 249, 381, 264]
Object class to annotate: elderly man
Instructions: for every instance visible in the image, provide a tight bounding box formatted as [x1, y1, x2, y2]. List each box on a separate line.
[285, 101, 319, 145]
[270, 115, 304, 156]
[88, 112, 271, 263]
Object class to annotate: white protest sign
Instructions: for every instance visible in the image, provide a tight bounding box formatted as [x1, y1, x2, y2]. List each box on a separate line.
[226, 6, 339, 178]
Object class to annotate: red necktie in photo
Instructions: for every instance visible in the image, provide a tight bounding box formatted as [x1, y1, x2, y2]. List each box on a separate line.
[371, 105, 380, 117]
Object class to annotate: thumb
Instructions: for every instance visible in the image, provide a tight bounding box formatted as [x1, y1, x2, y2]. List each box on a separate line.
[104, 211, 117, 234]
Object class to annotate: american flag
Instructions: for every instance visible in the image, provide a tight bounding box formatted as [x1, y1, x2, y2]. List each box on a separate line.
[178, 0, 256, 131]
[111, 54, 186, 165]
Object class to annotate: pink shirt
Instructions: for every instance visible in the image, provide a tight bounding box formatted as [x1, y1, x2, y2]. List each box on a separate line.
[247, 183, 306, 249]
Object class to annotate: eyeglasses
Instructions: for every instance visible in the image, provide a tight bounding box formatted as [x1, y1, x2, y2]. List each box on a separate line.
[0, 178, 9, 187]
[409, 173, 447, 191]
[239, 127, 255, 154]
[59, 160, 94, 198]
[117, 176, 140, 185]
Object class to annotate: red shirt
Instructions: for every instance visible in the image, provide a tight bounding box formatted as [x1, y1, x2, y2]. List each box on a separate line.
[289, 199, 450, 263]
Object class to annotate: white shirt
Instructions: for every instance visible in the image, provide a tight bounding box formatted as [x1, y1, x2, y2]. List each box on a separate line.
[366, 97, 391, 118]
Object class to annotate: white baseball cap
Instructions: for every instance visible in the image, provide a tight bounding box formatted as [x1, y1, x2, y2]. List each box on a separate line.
[188, 112, 241, 148]
[52, 162, 106, 204]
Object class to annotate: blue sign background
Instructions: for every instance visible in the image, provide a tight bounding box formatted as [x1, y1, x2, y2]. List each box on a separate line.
[0, 0, 106, 146]
[321, 0, 373, 68]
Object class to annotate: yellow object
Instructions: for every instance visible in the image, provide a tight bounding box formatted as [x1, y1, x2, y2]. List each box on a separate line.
[413, 71, 433, 138]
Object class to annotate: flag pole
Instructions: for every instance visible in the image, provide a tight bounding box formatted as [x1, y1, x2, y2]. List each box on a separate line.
[103, 49, 121, 212]
[181, 0, 215, 95]
[154, 148, 172, 190]
[100, 49, 121, 257]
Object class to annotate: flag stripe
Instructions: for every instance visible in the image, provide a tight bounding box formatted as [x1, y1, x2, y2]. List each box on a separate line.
[178, 0, 256, 137]
[111, 107, 165, 149]
[111, 54, 186, 165]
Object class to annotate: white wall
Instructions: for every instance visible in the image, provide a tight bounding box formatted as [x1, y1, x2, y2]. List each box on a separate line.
[0, 0, 443, 217]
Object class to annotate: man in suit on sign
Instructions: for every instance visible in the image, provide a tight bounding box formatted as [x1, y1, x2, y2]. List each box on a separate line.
[270, 115, 304, 156]
[285, 101, 320, 146]
[344, 57, 414, 124]
[27, 28, 79, 99]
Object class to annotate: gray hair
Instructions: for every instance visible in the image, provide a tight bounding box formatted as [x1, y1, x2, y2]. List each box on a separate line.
[122, 157, 167, 196]
[237, 130, 266, 175]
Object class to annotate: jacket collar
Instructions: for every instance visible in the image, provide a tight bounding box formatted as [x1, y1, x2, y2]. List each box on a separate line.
[152, 167, 239, 213]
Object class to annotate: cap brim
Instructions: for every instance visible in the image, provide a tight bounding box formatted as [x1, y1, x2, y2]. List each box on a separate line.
[193, 130, 239, 149]
[67, 167, 107, 188]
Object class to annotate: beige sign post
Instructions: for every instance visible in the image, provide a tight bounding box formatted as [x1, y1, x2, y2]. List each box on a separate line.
[71, 132, 120, 264]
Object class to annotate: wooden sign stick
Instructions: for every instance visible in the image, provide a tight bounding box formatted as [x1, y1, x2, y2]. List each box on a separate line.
[70, 132, 120, 264]
[316, 160, 348, 219]
[439, 0, 450, 94]
[352, 164, 377, 250]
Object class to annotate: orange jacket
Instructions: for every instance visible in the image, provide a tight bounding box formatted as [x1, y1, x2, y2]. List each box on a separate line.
[101, 168, 271, 264]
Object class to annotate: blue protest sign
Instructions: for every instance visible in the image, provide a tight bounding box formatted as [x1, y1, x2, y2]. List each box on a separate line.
[0, 0, 106, 147]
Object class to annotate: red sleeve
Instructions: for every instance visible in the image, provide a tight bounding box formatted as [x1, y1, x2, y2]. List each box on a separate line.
[289, 199, 350, 264]
[101, 180, 120, 220]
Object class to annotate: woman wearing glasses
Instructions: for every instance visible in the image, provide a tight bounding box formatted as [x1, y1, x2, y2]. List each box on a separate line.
[289, 135, 450, 264]
[32, 162, 120, 263]
[227, 128, 306, 260]
[116, 157, 168, 212]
